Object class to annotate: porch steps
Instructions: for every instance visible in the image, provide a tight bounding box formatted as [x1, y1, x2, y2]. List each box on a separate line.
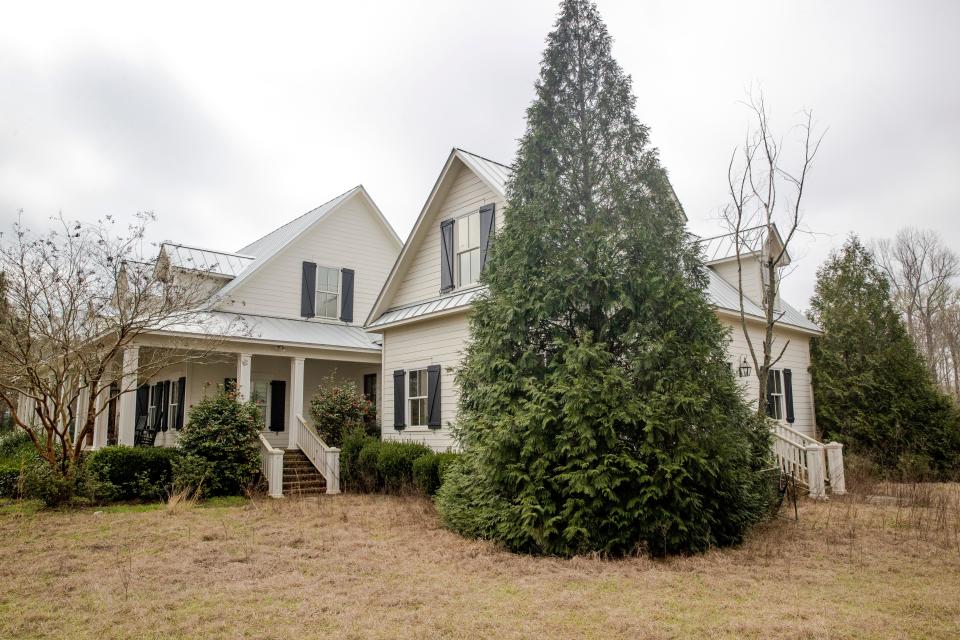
[282, 449, 326, 496]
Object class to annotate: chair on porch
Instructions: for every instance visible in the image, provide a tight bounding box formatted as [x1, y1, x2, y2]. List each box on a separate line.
[133, 416, 158, 447]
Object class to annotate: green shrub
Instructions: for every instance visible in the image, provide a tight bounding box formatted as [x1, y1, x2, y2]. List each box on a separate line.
[85, 446, 182, 502]
[413, 452, 460, 496]
[0, 464, 24, 498]
[176, 392, 262, 497]
[356, 440, 383, 492]
[20, 461, 80, 506]
[377, 441, 432, 493]
[308, 375, 375, 447]
[340, 427, 376, 491]
[171, 455, 213, 494]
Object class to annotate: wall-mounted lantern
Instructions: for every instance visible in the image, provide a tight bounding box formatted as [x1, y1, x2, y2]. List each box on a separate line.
[737, 355, 752, 378]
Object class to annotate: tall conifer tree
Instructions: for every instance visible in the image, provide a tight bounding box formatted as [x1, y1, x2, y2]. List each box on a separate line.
[436, 0, 772, 556]
[809, 236, 960, 477]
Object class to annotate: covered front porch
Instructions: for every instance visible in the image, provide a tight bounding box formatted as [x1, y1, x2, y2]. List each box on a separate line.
[77, 315, 382, 497]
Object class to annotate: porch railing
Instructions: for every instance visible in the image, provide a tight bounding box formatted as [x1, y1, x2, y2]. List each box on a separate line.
[259, 434, 284, 499]
[293, 414, 340, 494]
[770, 423, 845, 498]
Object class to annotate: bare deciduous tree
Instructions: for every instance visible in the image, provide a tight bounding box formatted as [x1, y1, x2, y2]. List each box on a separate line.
[0, 213, 226, 482]
[724, 93, 824, 416]
[876, 227, 959, 383]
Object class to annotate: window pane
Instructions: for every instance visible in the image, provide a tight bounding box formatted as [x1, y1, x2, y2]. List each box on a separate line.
[419, 399, 428, 425]
[409, 371, 418, 397]
[471, 249, 481, 281]
[459, 252, 471, 286]
[409, 398, 419, 426]
[468, 212, 480, 249]
[457, 218, 468, 252]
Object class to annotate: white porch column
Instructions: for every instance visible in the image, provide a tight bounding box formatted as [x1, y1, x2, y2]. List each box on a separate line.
[92, 385, 109, 449]
[288, 356, 305, 449]
[236, 353, 252, 401]
[75, 386, 90, 447]
[117, 346, 139, 446]
[825, 442, 846, 495]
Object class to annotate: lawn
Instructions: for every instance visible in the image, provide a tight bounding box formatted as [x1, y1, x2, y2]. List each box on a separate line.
[0, 484, 958, 639]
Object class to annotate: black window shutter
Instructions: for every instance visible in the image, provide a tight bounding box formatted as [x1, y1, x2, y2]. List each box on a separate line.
[301, 261, 317, 317]
[269, 380, 286, 432]
[427, 364, 441, 428]
[783, 369, 795, 423]
[479, 203, 495, 273]
[340, 268, 355, 323]
[176, 377, 186, 429]
[765, 370, 776, 418]
[159, 380, 170, 432]
[135, 384, 149, 422]
[440, 219, 455, 293]
[393, 369, 406, 429]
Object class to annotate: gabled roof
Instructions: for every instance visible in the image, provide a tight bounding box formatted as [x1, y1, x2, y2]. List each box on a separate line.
[160, 243, 254, 278]
[699, 225, 791, 267]
[211, 185, 401, 306]
[366, 148, 507, 325]
[707, 268, 819, 334]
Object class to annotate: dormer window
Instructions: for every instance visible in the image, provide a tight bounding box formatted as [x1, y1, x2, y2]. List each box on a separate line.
[316, 266, 340, 318]
[456, 211, 482, 287]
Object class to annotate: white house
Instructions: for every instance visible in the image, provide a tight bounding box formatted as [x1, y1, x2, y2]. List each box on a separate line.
[365, 148, 843, 496]
[79, 185, 401, 496]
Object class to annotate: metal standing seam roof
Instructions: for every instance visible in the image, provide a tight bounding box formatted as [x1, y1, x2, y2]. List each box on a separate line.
[159, 311, 382, 351]
[455, 148, 513, 197]
[366, 288, 483, 329]
[707, 269, 820, 333]
[161, 243, 254, 278]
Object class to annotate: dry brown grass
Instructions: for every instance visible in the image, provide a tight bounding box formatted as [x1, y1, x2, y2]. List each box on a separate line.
[1, 485, 959, 639]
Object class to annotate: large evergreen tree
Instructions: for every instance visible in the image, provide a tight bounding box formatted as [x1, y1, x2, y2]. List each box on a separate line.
[809, 236, 960, 478]
[436, 0, 773, 556]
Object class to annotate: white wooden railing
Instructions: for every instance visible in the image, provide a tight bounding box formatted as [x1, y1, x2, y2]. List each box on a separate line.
[259, 434, 284, 499]
[771, 423, 845, 498]
[292, 414, 340, 494]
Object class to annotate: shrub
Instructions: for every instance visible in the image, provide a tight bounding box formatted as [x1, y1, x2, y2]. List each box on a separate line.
[377, 441, 432, 493]
[85, 446, 182, 502]
[340, 427, 376, 491]
[413, 452, 460, 496]
[171, 455, 214, 494]
[176, 392, 262, 496]
[356, 439, 383, 492]
[309, 376, 375, 447]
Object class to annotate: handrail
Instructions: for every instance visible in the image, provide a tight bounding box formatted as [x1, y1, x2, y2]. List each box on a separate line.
[773, 422, 822, 447]
[294, 415, 340, 494]
[259, 433, 284, 499]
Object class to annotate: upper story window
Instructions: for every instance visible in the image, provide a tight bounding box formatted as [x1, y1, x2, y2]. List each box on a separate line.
[316, 266, 340, 319]
[408, 369, 428, 427]
[457, 211, 481, 288]
[767, 369, 784, 421]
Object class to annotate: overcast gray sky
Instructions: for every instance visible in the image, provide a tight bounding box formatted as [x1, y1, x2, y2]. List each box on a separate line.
[2, 0, 959, 309]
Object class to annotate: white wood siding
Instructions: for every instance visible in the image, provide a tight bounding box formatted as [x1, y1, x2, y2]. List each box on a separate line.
[221, 195, 399, 325]
[380, 312, 471, 451]
[391, 165, 505, 309]
[718, 313, 817, 439]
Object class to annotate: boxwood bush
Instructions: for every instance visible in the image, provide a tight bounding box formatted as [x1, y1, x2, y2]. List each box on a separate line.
[343, 436, 434, 494]
[85, 446, 182, 502]
[412, 452, 460, 496]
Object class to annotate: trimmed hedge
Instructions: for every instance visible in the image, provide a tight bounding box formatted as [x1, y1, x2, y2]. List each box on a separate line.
[341, 435, 435, 494]
[85, 446, 182, 502]
[413, 452, 460, 496]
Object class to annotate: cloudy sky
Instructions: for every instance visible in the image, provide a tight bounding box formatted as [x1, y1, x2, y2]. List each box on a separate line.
[2, 0, 958, 308]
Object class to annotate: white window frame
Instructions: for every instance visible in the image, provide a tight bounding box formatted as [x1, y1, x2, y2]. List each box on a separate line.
[407, 369, 428, 428]
[315, 266, 341, 319]
[767, 368, 785, 421]
[455, 210, 482, 289]
[168, 381, 180, 426]
[147, 384, 159, 427]
[251, 380, 271, 430]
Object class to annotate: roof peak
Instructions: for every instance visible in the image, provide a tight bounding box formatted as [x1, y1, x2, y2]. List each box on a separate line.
[454, 147, 514, 171]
